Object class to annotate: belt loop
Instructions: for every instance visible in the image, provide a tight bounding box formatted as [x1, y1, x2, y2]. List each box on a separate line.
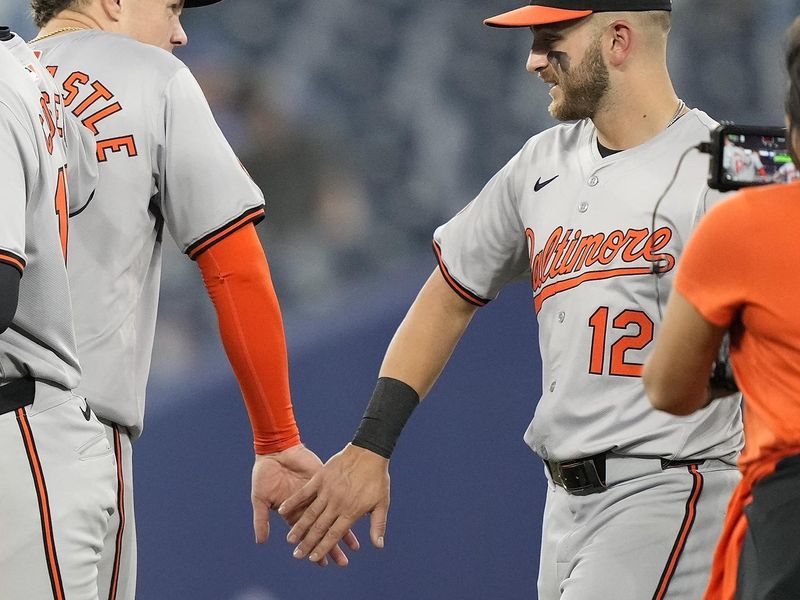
[660, 458, 706, 470]
[0, 377, 36, 416]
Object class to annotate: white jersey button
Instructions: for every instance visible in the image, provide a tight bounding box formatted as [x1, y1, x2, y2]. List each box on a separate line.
[588, 175, 599, 186]
[558, 311, 565, 322]
[549, 381, 556, 392]
[578, 201, 589, 213]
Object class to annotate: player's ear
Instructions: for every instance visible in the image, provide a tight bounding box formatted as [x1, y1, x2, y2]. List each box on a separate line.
[98, 0, 123, 23]
[605, 20, 634, 67]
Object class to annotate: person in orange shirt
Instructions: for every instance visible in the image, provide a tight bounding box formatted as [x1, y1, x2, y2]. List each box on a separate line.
[643, 17, 800, 600]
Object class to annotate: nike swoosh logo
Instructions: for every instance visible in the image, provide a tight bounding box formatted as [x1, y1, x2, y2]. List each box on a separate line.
[534, 175, 559, 192]
[81, 401, 92, 421]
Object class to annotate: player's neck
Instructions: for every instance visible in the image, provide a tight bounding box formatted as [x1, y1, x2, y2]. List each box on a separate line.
[40, 11, 104, 38]
[592, 76, 684, 151]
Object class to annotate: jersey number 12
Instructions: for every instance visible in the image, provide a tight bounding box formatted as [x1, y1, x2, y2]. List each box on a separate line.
[588, 307, 654, 377]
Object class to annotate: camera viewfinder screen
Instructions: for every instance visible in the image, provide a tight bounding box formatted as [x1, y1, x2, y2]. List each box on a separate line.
[722, 133, 797, 185]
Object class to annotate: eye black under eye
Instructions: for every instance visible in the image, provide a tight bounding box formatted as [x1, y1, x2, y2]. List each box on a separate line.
[532, 38, 557, 53]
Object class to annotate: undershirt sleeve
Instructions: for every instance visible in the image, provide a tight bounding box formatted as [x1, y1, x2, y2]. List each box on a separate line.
[0, 263, 20, 333]
[196, 223, 301, 454]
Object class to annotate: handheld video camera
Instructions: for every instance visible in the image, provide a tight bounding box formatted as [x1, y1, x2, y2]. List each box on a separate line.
[703, 124, 796, 191]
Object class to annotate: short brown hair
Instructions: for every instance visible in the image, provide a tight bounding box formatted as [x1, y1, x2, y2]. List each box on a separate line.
[30, 0, 85, 28]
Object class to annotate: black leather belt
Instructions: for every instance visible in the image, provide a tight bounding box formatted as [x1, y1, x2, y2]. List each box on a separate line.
[545, 452, 608, 495]
[545, 452, 705, 496]
[0, 377, 35, 416]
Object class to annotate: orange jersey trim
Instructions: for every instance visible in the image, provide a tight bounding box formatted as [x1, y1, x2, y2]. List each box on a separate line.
[432, 241, 490, 307]
[197, 224, 300, 454]
[186, 207, 266, 260]
[0, 250, 26, 275]
[16, 408, 66, 600]
[534, 266, 652, 313]
[652, 465, 704, 600]
[107, 426, 126, 600]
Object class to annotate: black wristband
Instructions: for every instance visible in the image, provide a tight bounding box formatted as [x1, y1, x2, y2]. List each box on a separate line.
[351, 377, 420, 459]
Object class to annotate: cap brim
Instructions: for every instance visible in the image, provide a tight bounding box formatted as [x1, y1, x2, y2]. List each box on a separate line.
[184, 0, 222, 8]
[484, 6, 593, 28]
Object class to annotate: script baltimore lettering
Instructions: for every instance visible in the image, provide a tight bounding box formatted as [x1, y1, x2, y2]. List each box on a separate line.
[526, 226, 675, 312]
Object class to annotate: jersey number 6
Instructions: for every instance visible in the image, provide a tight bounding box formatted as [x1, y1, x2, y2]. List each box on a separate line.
[588, 307, 654, 377]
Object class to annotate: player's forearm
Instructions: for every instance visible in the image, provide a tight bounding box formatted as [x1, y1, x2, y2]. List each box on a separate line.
[196, 224, 300, 454]
[349, 269, 477, 460]
[379, 268, 478, 399]
[644, 290, 725, 416]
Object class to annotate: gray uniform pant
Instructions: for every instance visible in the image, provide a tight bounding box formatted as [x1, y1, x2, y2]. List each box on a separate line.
[538, 456, 740, 600]
[0, 381, 116, 600]
[97, 423, 136, 600]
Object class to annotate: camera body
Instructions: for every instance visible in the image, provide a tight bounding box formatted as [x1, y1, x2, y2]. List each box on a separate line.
[704, 124, 796, 191]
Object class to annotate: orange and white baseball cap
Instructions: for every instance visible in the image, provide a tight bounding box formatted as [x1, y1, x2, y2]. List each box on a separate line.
[484, 0, 672, 28]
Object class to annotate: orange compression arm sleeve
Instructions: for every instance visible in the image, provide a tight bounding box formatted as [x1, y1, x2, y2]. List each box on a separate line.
[196, 223, 301, 454]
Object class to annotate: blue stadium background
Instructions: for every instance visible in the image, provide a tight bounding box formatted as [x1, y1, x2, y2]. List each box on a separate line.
[2, 0, 799, 597]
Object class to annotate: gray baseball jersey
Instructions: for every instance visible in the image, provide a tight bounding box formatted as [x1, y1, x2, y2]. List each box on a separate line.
[0, 36, 88, 389]
[433, 109, 743, 463]
[33, 30, 266, 438]
[6, 37, 98, 223]
[0, 35, 115, 600]
[434, 109, 743, 599]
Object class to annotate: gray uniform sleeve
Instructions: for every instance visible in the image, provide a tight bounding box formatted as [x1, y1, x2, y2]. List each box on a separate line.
[0, 101, 33, 273]
[64, 111, 98, 215]
[159, 68, 265, 259]
[692, 186, 732, 228]
[432, 149, 529, 306]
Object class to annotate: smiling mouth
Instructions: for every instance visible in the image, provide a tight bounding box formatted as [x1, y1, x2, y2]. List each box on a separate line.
[541, 77, 559, 88]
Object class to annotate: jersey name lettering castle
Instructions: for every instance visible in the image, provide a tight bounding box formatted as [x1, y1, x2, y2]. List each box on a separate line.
[23, 54, 71, 258]
[53, 68, 137, 161]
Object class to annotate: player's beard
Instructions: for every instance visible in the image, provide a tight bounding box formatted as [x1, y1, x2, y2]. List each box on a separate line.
[547, 35, 610, 121]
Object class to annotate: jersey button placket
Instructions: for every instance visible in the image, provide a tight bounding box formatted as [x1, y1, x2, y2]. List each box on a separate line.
[557, 311, 565, 323]
[579, 175, 598, 213]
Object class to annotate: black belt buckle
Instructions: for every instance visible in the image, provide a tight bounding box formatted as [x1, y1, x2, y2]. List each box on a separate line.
[0, 377, 35, 416]
[546, 453, 607, 495]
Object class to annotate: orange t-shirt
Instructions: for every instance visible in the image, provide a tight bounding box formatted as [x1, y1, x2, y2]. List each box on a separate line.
[675, 180, 800, 600]
[677, 181, 800, 469]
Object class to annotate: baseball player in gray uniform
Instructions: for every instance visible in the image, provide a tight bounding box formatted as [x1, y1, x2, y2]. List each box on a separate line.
[0, 28, 115, 600]
[28, 0, 357, 598]
[279, 2, 744, 598]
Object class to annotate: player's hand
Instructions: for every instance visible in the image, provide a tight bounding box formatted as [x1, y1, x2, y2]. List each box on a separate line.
[278, 443, 391, 563]
[251, 444, 360, 567]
